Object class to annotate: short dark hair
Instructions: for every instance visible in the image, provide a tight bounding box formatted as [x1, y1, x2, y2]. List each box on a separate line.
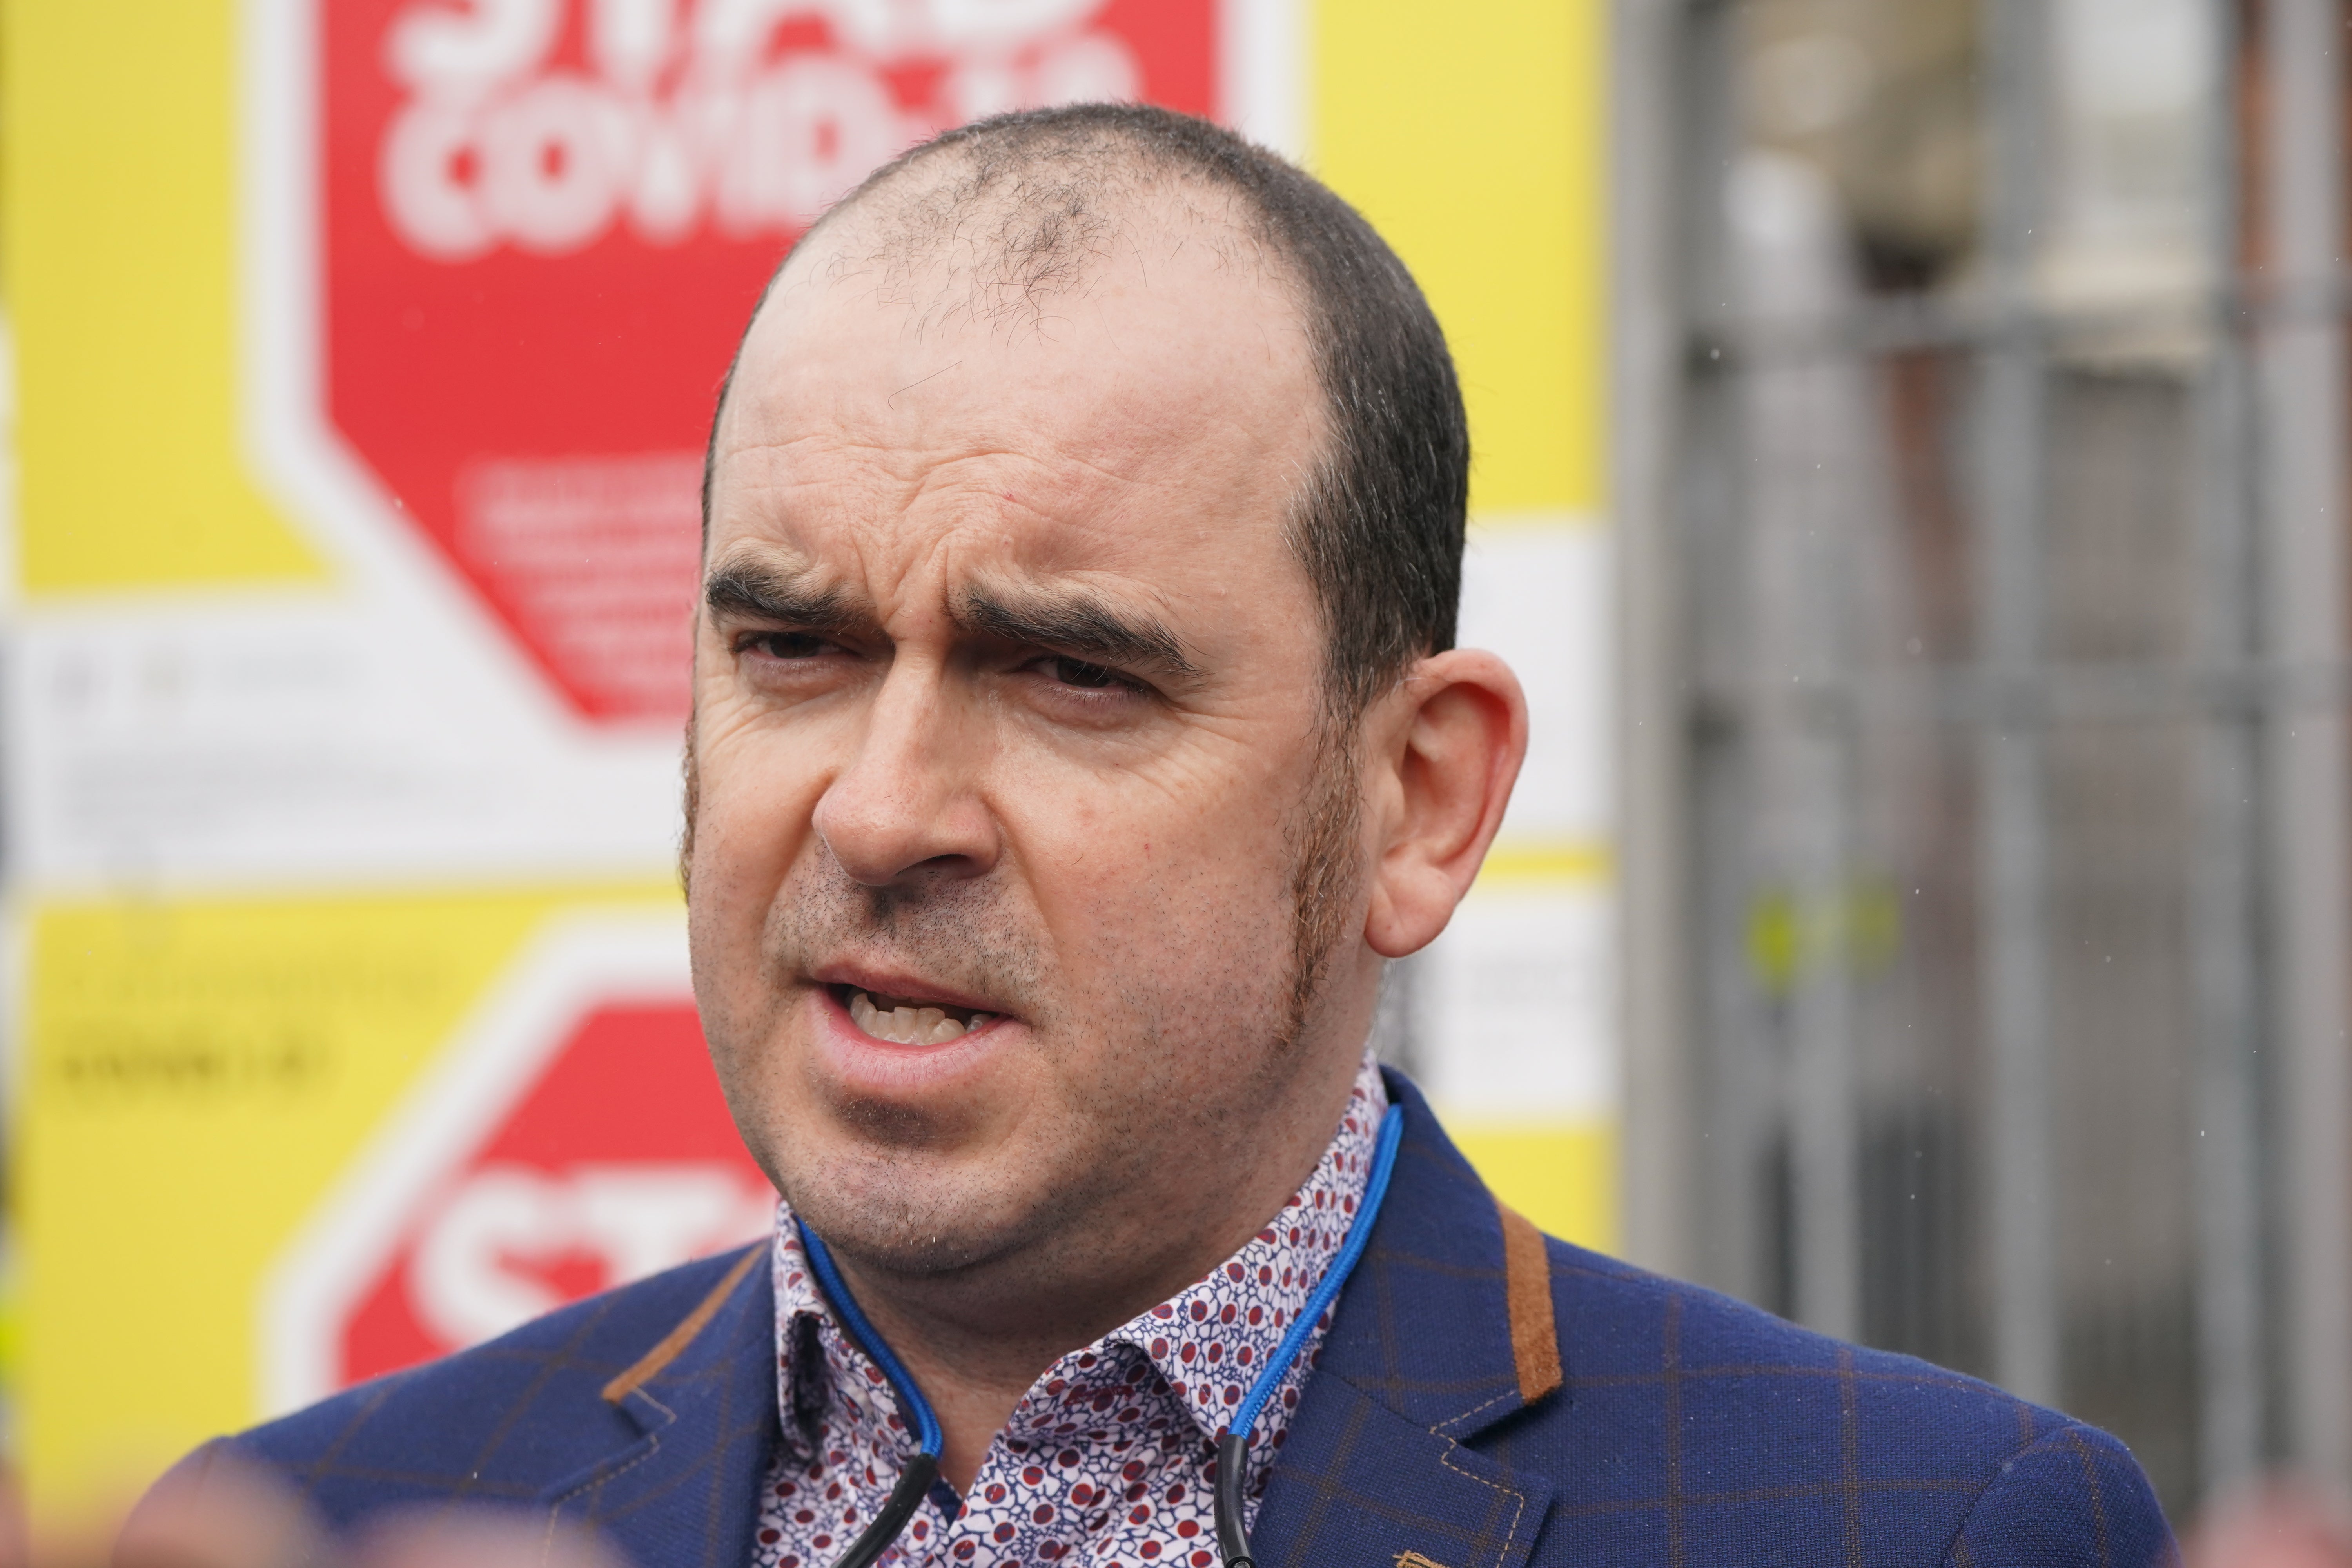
[703, 103, 1468, 715]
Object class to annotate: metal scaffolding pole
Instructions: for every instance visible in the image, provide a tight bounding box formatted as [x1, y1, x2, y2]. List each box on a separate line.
[2262, 0, 2352, 1494]
[1726, 127, 1867, 1343]
[1615, 0, 1696, 1285]
[2189, 0, 2265, 1495]
[1788, 722, 1861, 1341]
[1976, 0, 2060, 1409]
[1686, 0, 1781, 1312]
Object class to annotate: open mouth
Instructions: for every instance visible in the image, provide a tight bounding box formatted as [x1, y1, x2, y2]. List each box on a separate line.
[832, 984, 996, 1046]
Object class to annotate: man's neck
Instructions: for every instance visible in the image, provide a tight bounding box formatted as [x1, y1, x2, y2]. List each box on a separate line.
[832, 1174, 1308, 1491]
[824, 1053, 1379, 1493]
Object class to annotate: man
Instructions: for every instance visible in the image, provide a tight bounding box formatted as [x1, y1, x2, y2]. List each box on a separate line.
[146, 105, 2173, 1567]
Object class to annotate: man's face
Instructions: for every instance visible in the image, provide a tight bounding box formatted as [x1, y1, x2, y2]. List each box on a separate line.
[688, 192, 1360, 1286]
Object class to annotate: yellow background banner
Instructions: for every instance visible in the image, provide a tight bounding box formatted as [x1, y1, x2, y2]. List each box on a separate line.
[18, 889, 679, 1518]
[5, 0, 1613, 1522]
[6, 0, 325, 592]
[1316, 0, 1613, 1250]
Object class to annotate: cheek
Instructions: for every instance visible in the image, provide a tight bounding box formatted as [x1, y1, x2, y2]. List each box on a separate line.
[999, 744, 1300, 998]
[688, 706, 831, 929]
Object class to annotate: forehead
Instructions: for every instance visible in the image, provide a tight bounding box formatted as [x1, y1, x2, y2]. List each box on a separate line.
[708, 175, 1324, 583]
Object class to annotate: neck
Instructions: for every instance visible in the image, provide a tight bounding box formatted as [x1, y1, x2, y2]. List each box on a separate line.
[825, 1050, 1376, 1493]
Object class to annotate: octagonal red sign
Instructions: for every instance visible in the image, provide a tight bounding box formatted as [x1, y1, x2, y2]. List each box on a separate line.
[307, 0, 1221, 725]
[337, 999, 773, 1386]
[262, 916, 773, 1409]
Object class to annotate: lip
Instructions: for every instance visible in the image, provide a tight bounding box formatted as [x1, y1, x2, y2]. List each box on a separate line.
[810, 961, 1011, 1020]
[806, 964, 1019, 1099]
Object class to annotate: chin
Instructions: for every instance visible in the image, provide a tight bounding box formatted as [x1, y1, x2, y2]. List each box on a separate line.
[770, 1127, 1064, 1279]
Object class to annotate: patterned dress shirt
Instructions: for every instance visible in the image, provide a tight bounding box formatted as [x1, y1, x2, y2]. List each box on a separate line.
[750, 1051, 1388, 1568]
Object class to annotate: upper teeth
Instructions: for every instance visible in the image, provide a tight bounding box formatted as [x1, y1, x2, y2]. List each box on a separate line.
[848, 990, 988, 1046]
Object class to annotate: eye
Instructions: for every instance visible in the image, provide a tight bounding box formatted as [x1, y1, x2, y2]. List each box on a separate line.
[1052, 657, 1120, 689]
[741, 631, 832, 659]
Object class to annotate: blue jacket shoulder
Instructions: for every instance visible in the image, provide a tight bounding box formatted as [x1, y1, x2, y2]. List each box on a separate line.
[211, 1247, 767, 1528]
[1518, 1235, 2174, 1567]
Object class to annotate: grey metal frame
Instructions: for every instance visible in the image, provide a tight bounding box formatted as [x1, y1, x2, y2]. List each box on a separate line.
[1615, 0, 2352, 1513]
[2188, 0, 2265, 1495]
[1974, 0, 2060, 1412]
[2260, 0, 2352, 1495]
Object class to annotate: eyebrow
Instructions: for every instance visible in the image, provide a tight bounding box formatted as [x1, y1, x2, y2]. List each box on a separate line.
[702, 559, 868, 638]
[961, 586, 1201, 681]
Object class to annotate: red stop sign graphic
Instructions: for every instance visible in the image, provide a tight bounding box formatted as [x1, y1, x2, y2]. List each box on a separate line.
[338, 1000, 774, 1387]
[319, 0, 1218, 725]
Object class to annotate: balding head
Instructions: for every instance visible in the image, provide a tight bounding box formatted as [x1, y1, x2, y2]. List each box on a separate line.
[792, 115, 1269, 339]
[706, 103, 1469, 717]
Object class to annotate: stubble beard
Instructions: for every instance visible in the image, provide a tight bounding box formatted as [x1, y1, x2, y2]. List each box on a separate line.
[720, 857, 1073, 1276]
[1279, 717, 1368, 1054]
[685, 717, 1370, 1287]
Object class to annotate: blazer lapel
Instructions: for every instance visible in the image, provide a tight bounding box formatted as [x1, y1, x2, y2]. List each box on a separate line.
[541, 1245, 782, 1568]
[521, 1074, 1565, 1568]
[1250, 1072, 1564, 1568]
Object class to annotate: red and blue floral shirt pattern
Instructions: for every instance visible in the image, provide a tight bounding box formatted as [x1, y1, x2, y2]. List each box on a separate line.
[750, 1051, 1388, 1568]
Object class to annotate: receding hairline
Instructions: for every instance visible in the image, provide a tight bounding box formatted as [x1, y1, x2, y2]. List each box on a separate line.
[806, 117, 1286, 286]
[709, 132, 1305, 445]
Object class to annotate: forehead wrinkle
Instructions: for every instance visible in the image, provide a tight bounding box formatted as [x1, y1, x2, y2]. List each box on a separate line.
[713, 448, 1306, 657]
[722, 426, 1304, 615]
[712, 434, 1160, 586]
[708, 478, 1212, 648]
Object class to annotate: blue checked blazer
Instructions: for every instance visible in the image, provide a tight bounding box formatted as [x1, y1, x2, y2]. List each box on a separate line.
[156, 1072, 2175, 1566]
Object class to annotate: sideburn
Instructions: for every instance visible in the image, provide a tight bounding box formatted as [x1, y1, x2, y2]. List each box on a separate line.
[679, 708, 699, 898]
[1279, 720, 1366, 1051]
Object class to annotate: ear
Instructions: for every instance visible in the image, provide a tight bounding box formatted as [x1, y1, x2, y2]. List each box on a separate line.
[1361, 648, 1529, 958]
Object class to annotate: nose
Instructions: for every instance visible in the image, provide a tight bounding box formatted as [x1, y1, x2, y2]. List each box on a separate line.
[811, 660, 999, 887]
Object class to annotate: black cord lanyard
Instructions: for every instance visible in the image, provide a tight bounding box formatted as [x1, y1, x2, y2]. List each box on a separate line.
[801, 1101, 1406, 1568]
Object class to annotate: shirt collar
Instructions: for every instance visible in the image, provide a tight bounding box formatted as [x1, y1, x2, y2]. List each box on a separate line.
[770, 1051, 1390, 1468]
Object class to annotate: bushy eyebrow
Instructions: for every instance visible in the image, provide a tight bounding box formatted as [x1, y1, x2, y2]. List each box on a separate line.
[960, 586, 1201, 680]
[705, 558, 1200, 681]
[703, 559, 868, 638]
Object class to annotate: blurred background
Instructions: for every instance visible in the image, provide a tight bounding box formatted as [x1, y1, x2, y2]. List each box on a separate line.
[1613, 0, 2352, 1529]
[4, 0, 2350, 1551]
